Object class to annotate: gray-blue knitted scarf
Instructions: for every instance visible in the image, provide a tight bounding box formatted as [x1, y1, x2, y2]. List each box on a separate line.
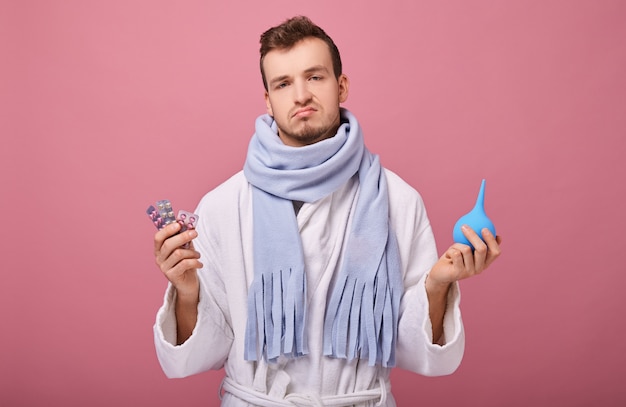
[243, 108, 402, 367]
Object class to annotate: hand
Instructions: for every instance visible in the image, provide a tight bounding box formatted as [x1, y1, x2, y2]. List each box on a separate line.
[154, 222, 203, 298]
[429, 225, 502, 286]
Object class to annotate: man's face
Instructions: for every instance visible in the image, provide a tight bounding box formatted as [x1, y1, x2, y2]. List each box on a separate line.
[263, 37, 349, 147]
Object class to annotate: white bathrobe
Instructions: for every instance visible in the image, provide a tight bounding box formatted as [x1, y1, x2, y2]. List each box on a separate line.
[154, 169, 465, 406]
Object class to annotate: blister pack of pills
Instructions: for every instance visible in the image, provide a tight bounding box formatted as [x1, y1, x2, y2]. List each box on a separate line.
[146, 199, 199, 248]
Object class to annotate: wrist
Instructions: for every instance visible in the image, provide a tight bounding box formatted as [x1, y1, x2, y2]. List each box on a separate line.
[425, 273, 451, 296]
[174, 285, 200, 306]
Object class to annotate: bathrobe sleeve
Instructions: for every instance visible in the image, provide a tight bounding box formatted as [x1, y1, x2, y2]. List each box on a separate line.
[153, 275, 234, 378]
[153, 196, 236, 378]
[385, 169, 465, 375]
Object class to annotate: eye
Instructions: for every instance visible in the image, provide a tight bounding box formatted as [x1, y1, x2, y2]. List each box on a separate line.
[275, 82, 288, 90]
[309, 75, 322, 81]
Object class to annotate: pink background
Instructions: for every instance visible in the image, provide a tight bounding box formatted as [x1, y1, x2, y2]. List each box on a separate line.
[2, 0, 625, 405]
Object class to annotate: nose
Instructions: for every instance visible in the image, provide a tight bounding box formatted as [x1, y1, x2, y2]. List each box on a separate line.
[293, 79, 312, 105]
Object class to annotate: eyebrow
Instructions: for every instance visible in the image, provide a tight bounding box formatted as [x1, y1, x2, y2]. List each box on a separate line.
[268, 65, 331, 87]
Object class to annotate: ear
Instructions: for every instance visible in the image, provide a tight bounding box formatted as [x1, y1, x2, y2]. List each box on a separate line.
[338, 74, 349, 103]
[264, 91, 274, 117]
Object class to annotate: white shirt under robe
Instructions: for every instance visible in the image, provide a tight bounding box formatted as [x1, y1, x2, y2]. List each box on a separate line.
[154, 169, 465, 406]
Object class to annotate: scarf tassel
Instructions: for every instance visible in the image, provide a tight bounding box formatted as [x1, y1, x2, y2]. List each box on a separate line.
[244, 267, 308, 363]
[323, 244, 401, 367]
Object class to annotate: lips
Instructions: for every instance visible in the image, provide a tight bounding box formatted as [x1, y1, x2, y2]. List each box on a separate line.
[292, 106, 317, 118]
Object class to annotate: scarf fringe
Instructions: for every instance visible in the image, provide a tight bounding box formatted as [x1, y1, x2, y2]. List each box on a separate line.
[244, 268, 308, 363]
[322, 235, 401, 367]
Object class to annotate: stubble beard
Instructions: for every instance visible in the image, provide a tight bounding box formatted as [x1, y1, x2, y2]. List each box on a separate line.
[282, 125, 327, 145]
[278, 115, 341, 146]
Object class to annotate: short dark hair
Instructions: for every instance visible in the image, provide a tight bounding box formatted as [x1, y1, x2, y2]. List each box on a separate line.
[259, 16, 343, 91]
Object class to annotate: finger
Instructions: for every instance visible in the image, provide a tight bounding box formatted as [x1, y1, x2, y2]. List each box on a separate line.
[461, 225, 488, 273]
[460, 225, 486, 251]
[165, 229, 198, 252]
[158, 228, 198, 264]
[163, 259, 203, 288]
[452, 232, 476, 274]
[469, 232, 488, 273]
[162, 249, 202, 274]
[448, 247, 466, 279]
[482, 229, 502, 268]
[160, 246, 202, 275]
[154, 222, 182, 256]
[186, 240, 196, 251]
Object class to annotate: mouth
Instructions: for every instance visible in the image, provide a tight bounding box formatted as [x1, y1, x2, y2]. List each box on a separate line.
[292, 106, 317, 118]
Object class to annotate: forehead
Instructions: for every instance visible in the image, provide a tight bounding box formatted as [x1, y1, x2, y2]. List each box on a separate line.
[262, 37, 333, 79]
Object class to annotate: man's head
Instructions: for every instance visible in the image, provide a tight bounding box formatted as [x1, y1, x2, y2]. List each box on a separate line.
[259, 16, 349, 147]
[259, 16, 343, 91]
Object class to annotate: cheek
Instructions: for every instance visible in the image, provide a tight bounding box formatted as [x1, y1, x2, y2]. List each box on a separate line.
[319, 87, 341, 105]
[268, 97, 290, 117]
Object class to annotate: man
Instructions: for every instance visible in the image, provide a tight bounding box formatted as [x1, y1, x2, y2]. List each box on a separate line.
[153, 16, 501, 406]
